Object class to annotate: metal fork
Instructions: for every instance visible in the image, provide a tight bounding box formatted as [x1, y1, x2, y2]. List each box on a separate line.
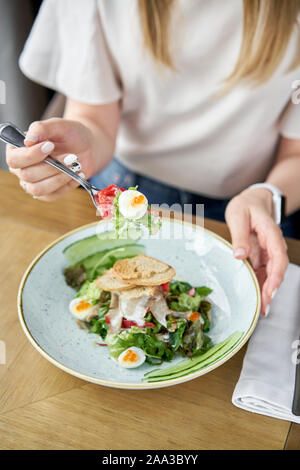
[0, 122, 100, 208]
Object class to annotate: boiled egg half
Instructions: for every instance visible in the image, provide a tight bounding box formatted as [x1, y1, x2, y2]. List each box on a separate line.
[118, 346, 146, 368]
[69, 297, 98, 321]
[118, 190, 148, 220]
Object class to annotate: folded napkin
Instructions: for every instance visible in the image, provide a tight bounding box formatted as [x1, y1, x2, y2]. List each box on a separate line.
[232, 263, 300, 423]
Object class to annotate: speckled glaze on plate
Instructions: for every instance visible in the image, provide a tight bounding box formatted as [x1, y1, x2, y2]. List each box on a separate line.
[18, 219, 261, 389]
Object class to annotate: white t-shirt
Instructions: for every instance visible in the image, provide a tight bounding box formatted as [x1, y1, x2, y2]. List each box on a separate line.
[19, 0, 300, 198]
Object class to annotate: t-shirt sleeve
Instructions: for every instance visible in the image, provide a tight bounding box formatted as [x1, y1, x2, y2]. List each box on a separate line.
[279, 89, 300, 139]
[19, 0, 122, 104]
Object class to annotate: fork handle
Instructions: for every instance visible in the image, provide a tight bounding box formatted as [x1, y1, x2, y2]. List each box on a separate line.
[0, 122, 25, 147]
[0, 122, 95, 192]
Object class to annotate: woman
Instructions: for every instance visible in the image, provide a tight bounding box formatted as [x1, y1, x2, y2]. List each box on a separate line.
[6, 0, 300, 315]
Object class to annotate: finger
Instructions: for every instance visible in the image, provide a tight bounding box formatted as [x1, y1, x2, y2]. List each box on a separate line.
[255, 265, 267, 295]
[33, 179, 80, 202]
[24, 135, 37, 147]
[259, 227, 289, 315]
[20, 162, 62, 183]
[225, 202, 251, 259]
[6, 140, 55, 169]
[261, 278, 271, 316]
[248, 233, 262, 270]
[9, 151, 81, 183]
[261, 260, 277, 316]
[9, 162, 59, 183]
[265, 226, 289, 295]
[24, 119, 92, 162]
[24, 118, 73, 145]
[23, 172, 79, 197]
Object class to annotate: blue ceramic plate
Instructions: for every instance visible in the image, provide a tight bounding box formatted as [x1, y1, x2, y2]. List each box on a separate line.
[18, 219, 260, 389]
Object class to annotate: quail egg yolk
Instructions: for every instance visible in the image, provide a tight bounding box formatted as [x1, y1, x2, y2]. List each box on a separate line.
[132, 194, 145, 206]
[75, 300, 91, 311]
[123, 349, 139, 363]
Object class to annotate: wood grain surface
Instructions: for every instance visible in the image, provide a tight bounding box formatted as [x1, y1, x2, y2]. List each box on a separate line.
[0, 170, 299, 450]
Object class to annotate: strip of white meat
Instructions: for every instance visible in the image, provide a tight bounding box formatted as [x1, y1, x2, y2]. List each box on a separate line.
[106, 293, 122, 334]
[119, 295, 151, 326]
[106, 307, 123, 334]
[148, 288, 171, 327]
[110, 292, 119, 309]
[106, 286, 174, 333]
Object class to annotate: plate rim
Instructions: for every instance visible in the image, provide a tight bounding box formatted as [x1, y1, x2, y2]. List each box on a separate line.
[17, 218, 261, 389]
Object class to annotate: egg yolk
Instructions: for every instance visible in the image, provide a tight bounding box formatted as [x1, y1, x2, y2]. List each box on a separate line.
[76, 300, 91, 311]
[132, 194, 145, 206]
[189, 312, 200, 322]
[123, 349, 139, 363]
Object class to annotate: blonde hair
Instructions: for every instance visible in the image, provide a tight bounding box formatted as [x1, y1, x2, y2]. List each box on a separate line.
[138, 0, 300, 87]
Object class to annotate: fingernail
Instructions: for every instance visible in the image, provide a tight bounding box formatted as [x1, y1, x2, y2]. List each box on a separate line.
[234, 248, 246, 258]
[41, 141, 54, 154]
[64, 154, 78, 166]
[24, 134, 39, 143]
[271, 288, 278, 300]
[265, 304, 270, 317]
[78, 172, 86, 179]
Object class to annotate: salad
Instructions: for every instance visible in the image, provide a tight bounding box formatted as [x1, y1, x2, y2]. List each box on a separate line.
[94, 184, 161, 238]
[64, 234, 214, 369]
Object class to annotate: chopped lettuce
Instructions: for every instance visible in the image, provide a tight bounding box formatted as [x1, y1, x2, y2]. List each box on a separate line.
[106, 327, 174, 364]
[64, 264, 87, 290]
[195, 286, 213, 296]
[169, 281, 192, 295]
[88, 294, 111, 339]
[89, 315, 108, 339]
[168, 319, 187, 351]
[167, 280, 213, 315]
[89, 313, 109, 339]
[169, 292, 202, 312]
[199, 300, 212, 332]
[182, 318, 211, 356]
[200, 312, 210, 332]
[77, 281, 102, 303]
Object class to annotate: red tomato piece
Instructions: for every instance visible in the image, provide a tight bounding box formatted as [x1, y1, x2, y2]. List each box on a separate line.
[143, 322, 155, 328]
[161, 282, 170, 292]
[121, 319, 155, 329]
[95, 184, 125, 218]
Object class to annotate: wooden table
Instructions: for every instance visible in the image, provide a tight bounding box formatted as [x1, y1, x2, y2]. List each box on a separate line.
[0, 169, 299, 450]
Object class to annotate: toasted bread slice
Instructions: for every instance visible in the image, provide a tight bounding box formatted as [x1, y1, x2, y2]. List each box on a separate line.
[125, 267, 175, 286]
[119, 286, 156, 299]
[113, 255, 169, 280]
[95, 269, 134, 292]
[113, 254, 175, 286]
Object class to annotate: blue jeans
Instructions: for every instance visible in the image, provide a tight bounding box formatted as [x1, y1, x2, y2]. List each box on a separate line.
[89, 158, 300, 239]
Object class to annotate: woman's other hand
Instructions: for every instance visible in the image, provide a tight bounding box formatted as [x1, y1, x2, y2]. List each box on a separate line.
[225, 187, 289, 315]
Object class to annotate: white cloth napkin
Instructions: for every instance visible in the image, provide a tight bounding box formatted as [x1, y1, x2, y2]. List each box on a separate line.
[232, 263, 300, 423]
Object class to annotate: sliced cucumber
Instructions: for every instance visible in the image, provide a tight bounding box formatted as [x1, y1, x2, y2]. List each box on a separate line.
[80, 244, 145, 270]
[148, 334, 243, 382]
[63, 231, 141, 265]
[83, 245, 145, 280]
[143, 331, 243, 382]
